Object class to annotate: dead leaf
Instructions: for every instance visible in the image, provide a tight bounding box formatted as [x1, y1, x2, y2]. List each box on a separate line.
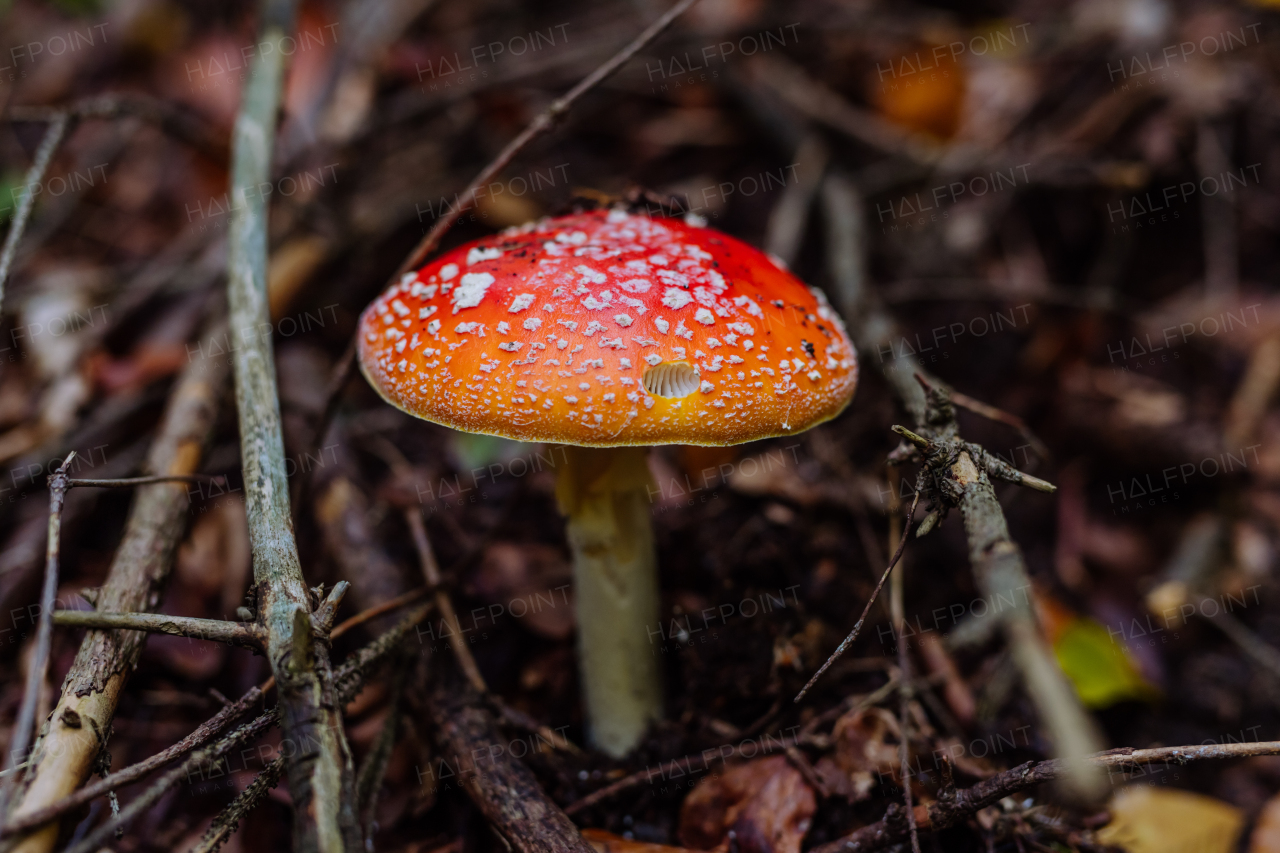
[831, 707, 902, 800]
[678, 755, 816, 853]
[812, 756, 856, 800]
[1098, 785, 1244, 853]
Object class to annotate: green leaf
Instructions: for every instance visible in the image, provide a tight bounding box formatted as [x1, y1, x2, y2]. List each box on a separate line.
[1052, 616, 1157, 708]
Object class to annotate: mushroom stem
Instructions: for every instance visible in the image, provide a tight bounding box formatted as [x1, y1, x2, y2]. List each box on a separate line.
[556, 445, 662, 757]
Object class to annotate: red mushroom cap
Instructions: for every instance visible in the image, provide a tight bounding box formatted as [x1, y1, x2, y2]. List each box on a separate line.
[357, 209, 858, 446]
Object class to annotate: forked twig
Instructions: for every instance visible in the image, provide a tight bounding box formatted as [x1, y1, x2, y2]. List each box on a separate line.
[821, 173, 1106, 801]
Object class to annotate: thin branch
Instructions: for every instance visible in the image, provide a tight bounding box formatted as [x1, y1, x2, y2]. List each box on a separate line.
[1199, 601, 1280, 682]
[742, 54, 943, 167]
[66, 474, 226, 489]
[189, 758, 286, 853]
[564, 733, 803, 816]
[0, 452, 74, 821]
[948, 391, 1050, 462]
[393, 0, 701, 279]
[405, 508, 487, 694]
[225, 0, 360, 847]
[6, 93, 225, 161]
[51, 611, 264, 650]
[491, 700, 579, 755]
[355, 656, 410, 849]
[0, 112, 69, 318]
[888, 473, 921, 853]
[331, 586, 432, 640]
[794, 487, 920, 703]
[62, 709, 281, 853]
[812, 741, 1280, 853]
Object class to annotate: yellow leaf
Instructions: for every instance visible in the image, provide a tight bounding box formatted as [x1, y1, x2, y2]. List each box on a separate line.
[1052, 617, 1157, 708]
[1099, 786, 1244, 853]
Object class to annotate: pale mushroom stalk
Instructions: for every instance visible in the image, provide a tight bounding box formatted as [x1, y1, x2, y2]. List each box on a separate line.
[555, 445, 663, 757]
[357, 209, 858, 759]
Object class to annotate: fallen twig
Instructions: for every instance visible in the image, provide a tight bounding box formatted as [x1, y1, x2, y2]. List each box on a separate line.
[0, 112, 70, 317]
[888, 476, 922, 853]
[189, 758, 286, 853]
[812, 741, 1280, 853]
[425, 681, 594, 853]
[224, 0, 360, 847]
[0, 453, 75, 824]
[65, 474, 225, 489]
[51, 611, 264, 650]
[564, 733, 804, 816]
[405, 508, 487, 693]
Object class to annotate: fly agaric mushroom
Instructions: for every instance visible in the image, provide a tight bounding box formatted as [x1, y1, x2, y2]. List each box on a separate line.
[358, 209, 857, 756]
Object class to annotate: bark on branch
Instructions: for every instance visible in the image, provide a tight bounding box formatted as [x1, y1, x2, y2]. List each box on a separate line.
[50, 611, 264, 650]
[426, 682, 594, 853]
[225, 0, 358, 848]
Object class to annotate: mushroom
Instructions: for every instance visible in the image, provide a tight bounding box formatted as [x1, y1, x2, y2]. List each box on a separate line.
[357, 209, 858, 756]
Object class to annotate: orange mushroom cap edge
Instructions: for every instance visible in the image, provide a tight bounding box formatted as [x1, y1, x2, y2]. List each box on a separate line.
[357, 209, 858, 447]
